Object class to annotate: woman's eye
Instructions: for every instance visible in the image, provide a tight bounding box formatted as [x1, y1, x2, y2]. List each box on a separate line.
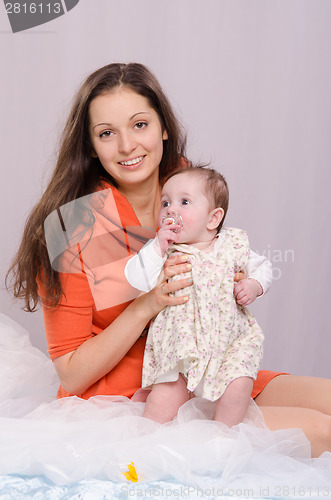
[181, 199, 190, 206]
[134, 122, 147, 130]
[99, 130, 113, 138]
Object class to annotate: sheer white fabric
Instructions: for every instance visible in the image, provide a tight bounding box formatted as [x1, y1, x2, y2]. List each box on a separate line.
[1, 313, 331, 491]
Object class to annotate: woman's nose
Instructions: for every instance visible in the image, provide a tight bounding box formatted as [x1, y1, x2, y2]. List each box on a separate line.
[118, 131, 136, 155]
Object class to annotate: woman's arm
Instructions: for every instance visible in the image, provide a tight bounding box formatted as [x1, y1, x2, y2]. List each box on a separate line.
[53, 254, 192, 395]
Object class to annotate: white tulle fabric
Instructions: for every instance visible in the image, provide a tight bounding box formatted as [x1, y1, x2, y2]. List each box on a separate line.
[1, 313, 331, 495]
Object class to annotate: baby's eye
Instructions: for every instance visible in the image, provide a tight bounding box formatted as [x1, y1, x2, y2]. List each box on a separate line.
[99, 130, 113, 139]
[181, 199, 190, 206]
[161, 200, 170, 208]
[134, 122, 147, 130]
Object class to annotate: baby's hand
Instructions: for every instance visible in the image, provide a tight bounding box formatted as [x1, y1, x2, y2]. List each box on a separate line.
[234, 278, 263, 306]
[155, 222, 181, 256]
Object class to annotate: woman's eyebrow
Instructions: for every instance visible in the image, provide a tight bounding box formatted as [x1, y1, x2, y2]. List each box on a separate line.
[93, 122, 111, 129]
[130, 111, 151, 119]
[92, 112, 151, 130]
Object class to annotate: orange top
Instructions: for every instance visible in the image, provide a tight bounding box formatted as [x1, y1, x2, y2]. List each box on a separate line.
[39, 183, 285, 400]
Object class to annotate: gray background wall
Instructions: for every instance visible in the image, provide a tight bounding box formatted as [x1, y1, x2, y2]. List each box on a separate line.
[0, 0, 330, 376]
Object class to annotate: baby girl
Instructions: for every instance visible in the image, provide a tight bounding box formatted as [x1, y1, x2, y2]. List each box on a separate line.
[125, 166, 272, 426]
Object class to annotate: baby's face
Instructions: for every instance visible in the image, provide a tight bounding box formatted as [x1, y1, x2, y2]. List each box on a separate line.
[160, 172, 214, 245]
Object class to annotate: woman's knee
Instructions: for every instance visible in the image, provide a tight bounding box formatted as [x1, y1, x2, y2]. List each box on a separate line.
[313, 413, 331, 451]
[260, 406, 331, 457]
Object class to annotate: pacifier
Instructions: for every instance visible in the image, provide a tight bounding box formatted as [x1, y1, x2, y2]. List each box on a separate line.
[161, 211, 183, 233]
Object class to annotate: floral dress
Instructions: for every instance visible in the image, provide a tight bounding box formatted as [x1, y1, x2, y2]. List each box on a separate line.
[142, 228, 264, 402]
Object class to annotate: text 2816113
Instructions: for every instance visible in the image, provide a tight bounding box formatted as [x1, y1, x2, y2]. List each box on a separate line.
[5, 3, 62, 15]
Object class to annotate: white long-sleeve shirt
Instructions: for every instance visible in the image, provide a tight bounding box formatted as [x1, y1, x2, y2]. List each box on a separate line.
[125, 228, 273, 295]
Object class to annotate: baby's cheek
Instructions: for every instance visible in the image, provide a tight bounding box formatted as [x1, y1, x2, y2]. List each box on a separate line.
[181, 214, 195, 231]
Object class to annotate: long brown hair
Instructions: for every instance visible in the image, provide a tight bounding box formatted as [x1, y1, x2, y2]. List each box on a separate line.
[6, 63, 187, 311]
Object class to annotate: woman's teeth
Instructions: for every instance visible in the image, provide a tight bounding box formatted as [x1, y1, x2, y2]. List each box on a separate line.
[119, 156, 144, 166]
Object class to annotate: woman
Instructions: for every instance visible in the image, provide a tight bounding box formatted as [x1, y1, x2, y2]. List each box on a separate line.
[7, 62, 331, 458]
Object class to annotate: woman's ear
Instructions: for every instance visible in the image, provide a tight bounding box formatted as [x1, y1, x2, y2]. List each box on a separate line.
[91, 148, 98, 159]
[207, 208, 224, 230]
[162, 129, 168, 141]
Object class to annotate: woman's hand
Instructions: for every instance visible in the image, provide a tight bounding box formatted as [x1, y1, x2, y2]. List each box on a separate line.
[234, 272, 246, 282]
[139, 253, 193, 319]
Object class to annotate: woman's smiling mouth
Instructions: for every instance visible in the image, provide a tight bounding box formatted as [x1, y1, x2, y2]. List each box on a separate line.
[119, 155, 145, 167]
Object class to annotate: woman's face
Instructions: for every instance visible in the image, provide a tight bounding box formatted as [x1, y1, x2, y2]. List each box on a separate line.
[89, 87, 168, 191]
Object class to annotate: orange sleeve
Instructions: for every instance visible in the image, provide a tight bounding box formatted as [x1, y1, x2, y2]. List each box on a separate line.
[39, 270, 95, 360]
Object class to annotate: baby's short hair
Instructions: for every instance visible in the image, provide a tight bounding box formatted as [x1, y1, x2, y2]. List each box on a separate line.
[164, 165, 229, 232]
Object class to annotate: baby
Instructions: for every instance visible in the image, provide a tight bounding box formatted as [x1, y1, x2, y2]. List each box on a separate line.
[125, 166, 272, 426]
